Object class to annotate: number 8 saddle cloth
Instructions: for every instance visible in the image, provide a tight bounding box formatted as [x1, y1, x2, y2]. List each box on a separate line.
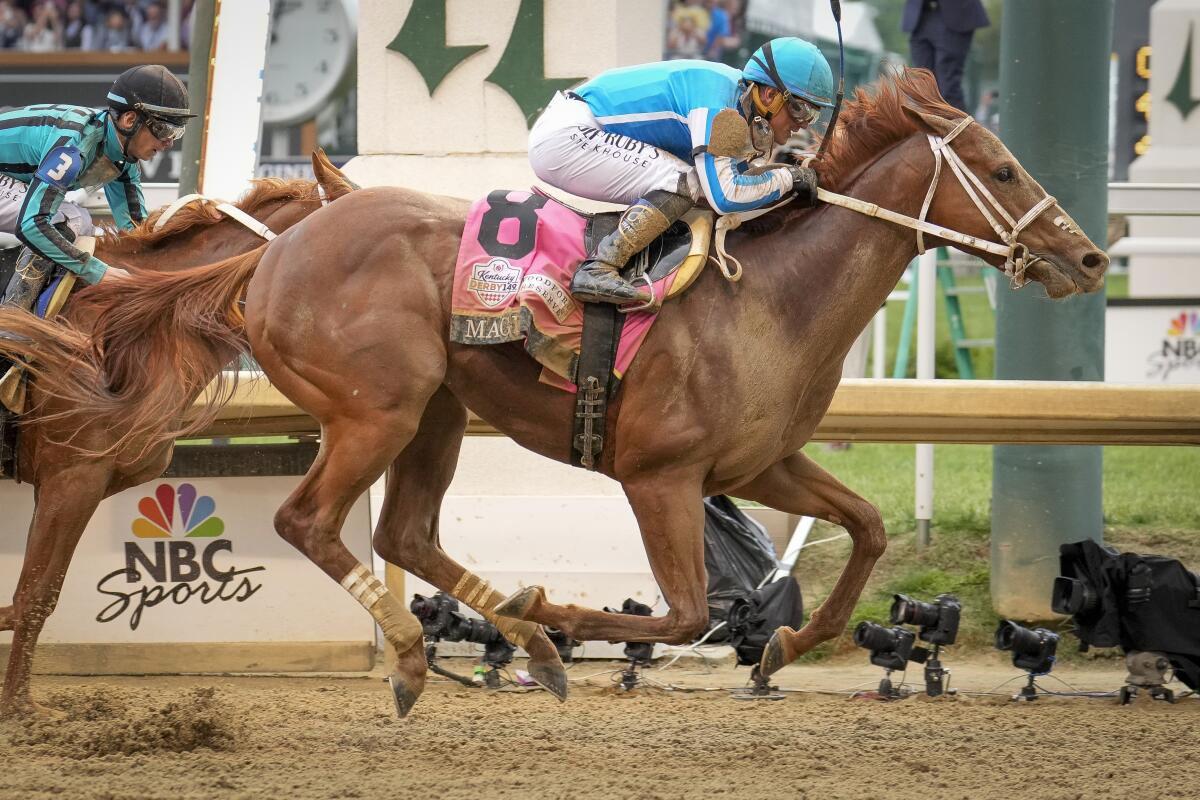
[449, 189, 712, 393]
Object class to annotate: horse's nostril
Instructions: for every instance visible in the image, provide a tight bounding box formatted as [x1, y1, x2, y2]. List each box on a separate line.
[1082, 251, 1109, 272]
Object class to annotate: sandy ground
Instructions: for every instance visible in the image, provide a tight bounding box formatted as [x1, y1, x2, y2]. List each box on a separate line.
[1, 654, 1198, 800]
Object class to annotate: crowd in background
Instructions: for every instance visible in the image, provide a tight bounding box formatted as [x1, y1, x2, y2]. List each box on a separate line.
[0, 0, 192, 52]
[665, 0, 744, 63]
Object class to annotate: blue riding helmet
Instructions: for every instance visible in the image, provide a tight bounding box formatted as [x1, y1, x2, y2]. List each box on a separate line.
[743, 37, 835, 110]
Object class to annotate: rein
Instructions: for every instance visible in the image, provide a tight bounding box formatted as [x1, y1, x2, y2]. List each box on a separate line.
[713, 117, 1061, 288]
[153, 193, 279, 241]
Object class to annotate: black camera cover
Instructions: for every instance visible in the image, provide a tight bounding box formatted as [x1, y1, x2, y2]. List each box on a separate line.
[1058, 540, 1200, 690]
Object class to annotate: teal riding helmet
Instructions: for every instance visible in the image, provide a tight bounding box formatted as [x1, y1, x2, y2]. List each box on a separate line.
[743, 37, 835, 110]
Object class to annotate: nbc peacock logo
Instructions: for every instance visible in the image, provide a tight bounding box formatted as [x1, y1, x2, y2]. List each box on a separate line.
[132, 483, 225, 539]
[96, 482, 265, 630]
[1166, 310, 1200, 338]
[1146, 309, 1200, 380]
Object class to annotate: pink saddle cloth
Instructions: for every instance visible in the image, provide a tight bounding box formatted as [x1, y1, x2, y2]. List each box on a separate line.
[449, 189, 682, 392]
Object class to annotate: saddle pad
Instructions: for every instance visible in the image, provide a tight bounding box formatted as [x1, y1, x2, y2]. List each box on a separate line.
[449, 189, 696, 391]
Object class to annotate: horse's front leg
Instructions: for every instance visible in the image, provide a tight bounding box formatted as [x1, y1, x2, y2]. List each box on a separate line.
[372, 386, 568, 701]
[1, 465, 111, 718]
[733, 451, 887, 677]
[497, 468, 711, 644]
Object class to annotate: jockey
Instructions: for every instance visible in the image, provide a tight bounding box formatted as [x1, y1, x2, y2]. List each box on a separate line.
[0, 64, 192, 313]
[529, 37, 834, 306]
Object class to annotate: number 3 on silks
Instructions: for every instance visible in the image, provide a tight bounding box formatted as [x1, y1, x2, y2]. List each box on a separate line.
[35, 146, 84, 190]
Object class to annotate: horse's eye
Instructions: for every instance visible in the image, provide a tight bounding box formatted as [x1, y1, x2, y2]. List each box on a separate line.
[995, 166, 1014, 182]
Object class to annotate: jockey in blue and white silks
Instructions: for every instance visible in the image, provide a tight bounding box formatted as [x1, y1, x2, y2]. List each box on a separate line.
[529, 37, 834, 306]
[0, 64, 191, 315]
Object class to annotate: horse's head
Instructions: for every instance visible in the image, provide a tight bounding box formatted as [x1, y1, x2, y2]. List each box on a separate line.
[902, 106, 1108, 299]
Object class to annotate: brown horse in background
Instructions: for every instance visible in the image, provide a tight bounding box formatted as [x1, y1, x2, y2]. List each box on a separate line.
[11, 70, 1109, 716]
[0, 153, 358, 716]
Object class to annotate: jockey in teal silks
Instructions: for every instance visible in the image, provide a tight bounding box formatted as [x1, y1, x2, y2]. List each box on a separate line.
[0, 65, 192, 313]
[529, 37, 835, 306]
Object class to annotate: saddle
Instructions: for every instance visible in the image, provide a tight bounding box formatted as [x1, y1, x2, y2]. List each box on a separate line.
[583, 208, 712, 301]
[449, 189, 713, 471]
[572, 209, 712, 470]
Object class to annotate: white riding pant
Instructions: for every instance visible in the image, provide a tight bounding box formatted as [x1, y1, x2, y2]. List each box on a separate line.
[529, 92, 701, 206]
[0, 175, 95, 242]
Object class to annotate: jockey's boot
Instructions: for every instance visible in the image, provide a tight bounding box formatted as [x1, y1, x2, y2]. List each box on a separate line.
[570, 189, 693, 306]
[0, 247, 53, 387]
[2, 247, 54, 313]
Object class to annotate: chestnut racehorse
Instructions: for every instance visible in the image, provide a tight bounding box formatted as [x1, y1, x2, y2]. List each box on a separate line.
[8, 70, 1108, 716]
[0, 153, 359, 716]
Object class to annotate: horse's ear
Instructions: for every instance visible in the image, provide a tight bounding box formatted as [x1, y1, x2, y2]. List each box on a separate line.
[311, 148, 359, 201]
[902, 104, 960, 138]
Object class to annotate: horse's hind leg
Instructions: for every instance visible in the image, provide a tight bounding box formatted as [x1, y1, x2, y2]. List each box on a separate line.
[273, 415, 429, 717]
[732, 451, 887, 677]
[497, 468, 712, 644]
[1, 464, 110, 717]
[372, 386, 568, 701]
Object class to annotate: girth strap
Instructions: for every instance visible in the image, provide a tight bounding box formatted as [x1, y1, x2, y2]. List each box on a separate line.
[571, 301, 624, 470]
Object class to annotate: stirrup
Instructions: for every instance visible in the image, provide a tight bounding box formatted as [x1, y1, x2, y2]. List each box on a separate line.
[618, 274, 657, 314]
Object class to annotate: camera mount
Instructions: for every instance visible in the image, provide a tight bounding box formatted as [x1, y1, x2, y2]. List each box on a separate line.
[1119, 650, 1175, 704]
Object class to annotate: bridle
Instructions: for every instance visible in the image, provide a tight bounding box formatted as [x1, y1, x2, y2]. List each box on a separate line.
[910, 116, 1059, 287]
[713, 116, 1067, 289]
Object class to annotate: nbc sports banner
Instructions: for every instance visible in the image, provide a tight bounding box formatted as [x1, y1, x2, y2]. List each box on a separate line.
[0, 475, 376, 672]
[1106, 300, 1200, 384]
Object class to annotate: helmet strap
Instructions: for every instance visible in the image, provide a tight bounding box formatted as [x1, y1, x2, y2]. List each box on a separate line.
[750, 84, 786, 118]
[111, 109, 142, 161]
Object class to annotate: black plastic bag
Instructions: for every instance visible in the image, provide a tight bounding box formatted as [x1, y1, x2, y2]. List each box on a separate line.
[703, 495, 778, 638]
[702, 496, 804, 663]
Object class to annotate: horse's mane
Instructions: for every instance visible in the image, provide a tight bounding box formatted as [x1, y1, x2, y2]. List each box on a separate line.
[815, 67, 961, 193]
[98, 177, 318, 253]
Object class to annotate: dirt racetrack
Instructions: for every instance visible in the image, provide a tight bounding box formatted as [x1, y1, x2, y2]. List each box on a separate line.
[2, 656, 1197, 800]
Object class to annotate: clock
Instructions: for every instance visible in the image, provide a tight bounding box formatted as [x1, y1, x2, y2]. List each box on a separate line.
[261, 0, 357, 125]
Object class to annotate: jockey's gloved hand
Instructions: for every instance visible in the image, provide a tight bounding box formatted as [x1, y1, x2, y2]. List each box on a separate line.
[787, 165, 819, 207]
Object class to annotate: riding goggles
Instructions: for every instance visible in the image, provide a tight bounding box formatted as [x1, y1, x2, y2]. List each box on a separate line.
[786, 95, 821, 128]
[143, 114, 187, 142]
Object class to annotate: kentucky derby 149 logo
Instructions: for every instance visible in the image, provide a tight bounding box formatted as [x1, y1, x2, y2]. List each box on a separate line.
[95, 483, 266, 630]
[1145, 310, 1200, 381]
[468, 257, 522, 308]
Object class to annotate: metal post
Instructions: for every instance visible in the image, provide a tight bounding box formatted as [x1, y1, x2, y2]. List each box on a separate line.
[915, 249, 937, 548]
[893, 260, 918, 378]
[991, 0, 1112, 619]
[872, 305, 887, 379]
[179, 0, 216, 196]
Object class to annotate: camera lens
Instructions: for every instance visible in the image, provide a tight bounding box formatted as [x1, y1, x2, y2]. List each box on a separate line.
[995, 620, 1043, 655]
[1051, 577, 1099, 615]
[854, 620, 899, 651]
[890, 594, 940, 627]
[409, 594, 437, 620]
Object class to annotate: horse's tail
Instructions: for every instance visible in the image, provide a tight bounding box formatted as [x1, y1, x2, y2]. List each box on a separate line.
[0, 244, 267, 456]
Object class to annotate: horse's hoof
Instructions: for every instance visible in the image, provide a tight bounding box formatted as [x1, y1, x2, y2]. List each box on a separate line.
[759, 626, 797, 678]
[386, 673, 421, 719]
[494, 586, 545, 621]
[385, 638, 427, 719]
[527, 659, 569, 702]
